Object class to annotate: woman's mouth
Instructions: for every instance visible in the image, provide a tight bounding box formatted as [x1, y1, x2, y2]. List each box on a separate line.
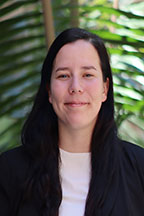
[64, 102, 89, 107]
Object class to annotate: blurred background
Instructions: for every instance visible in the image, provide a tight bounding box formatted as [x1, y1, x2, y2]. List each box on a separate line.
[0, 0, 144, 153]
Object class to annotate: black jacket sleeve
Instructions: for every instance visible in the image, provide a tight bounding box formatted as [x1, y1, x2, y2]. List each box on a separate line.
[0, 146, 30, 216]
[0, 152, 16, 215]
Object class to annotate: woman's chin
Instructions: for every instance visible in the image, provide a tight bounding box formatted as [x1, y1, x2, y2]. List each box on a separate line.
[60, 118, 97, 131]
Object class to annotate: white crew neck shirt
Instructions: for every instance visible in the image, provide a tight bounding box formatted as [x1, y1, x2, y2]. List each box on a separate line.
[59, 148, 91, 216]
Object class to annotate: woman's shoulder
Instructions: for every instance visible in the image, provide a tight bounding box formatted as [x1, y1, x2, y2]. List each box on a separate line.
[0, 145, 30, 164]
[1, 144, 27, 158]
[0, 146, 37, 214]
[119, 139, 144, 171]
[0, 145, 32, 181]
[120, 139, 144, 156]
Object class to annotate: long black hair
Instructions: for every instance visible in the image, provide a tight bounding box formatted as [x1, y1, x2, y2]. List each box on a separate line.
[21, 28, 120, 216]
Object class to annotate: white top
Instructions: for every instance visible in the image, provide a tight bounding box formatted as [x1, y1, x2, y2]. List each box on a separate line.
[59, 148, 91, 216]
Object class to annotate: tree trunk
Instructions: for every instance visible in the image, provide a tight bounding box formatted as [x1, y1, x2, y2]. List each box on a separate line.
[70, 0, 79, 27]
[42, 0, 55, 49]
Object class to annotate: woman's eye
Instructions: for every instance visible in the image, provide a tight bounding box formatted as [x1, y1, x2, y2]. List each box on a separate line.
[84, 73, 94, 78]
[57, 74, 69, 79]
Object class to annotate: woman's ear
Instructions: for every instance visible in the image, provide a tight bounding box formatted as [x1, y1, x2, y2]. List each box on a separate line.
[102, 78, 109, 102]
[46, 83, 52, 104]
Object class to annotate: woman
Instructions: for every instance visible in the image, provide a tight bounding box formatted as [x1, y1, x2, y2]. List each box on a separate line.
[0, 28, 144, 216]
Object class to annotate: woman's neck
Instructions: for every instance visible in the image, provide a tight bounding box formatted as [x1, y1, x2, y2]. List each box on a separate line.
[58, 124, 93, 153]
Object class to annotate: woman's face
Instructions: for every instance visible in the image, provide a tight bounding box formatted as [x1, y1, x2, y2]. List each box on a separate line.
[49, 40, 109, 131]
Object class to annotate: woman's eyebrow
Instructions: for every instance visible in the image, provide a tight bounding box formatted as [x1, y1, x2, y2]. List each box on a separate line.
[55, 67, 69, 72]
[81, 66, 97, 70]
[55, 66, 97, 72]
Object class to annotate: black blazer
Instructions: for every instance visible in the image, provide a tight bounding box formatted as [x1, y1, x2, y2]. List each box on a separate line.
[0, 141, 144, 216]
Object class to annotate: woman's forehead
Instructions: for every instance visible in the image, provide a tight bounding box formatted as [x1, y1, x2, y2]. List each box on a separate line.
[53, 40, 100, 67]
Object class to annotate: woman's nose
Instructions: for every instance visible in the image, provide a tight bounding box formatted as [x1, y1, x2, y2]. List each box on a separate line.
[68, 77, 84, 94]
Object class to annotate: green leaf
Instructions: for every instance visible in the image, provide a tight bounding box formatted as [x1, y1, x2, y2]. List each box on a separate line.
[0, 0, 39, 18]
[0, 46, 46, 65]
[0, 57, 44, 78]
[0, 12, 42, 29]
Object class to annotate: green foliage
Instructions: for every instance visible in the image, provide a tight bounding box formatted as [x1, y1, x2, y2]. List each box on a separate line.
[54, 0, 144, 146]
[0, 0, 46, 152]
[0, 0, 143, 152]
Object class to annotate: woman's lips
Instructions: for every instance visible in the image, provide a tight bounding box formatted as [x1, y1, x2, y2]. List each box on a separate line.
[64, 102, 89, 107]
